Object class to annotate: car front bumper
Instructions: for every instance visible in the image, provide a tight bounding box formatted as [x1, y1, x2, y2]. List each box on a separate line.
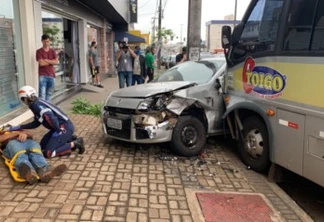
[101, 109, 174, 144]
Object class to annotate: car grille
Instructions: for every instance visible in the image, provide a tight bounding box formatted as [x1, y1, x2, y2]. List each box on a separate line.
[104, 106, 135, 115]
[136, 128, 150, 140]
[106, 118, 131, 140]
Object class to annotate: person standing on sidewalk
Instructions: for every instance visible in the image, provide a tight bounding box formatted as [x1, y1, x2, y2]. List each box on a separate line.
[0, 129, 67, 185]
[89, 41, 104, 88]
[145, 46, 156, 83]
[8, 86, 85, 158]
[176, 47, 187, 64]
[36, 34, 59, 102]
[116, 41, 137, 88]
[132, 46, 144, 85]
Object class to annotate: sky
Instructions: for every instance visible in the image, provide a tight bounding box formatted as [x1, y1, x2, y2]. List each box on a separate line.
[135, 0, 252, 41]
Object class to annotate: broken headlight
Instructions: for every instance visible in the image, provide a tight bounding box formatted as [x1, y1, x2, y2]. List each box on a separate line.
[155, 95, 168, 110]
[137, 95, 169, 111]
[137, 98, 155, 111]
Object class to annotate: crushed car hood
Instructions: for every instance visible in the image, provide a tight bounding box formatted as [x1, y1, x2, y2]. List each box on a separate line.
[111, 81, 196, 98]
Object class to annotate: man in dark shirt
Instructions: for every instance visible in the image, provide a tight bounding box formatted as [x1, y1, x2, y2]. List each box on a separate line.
[36, 34, 59, 102]
[176, 47, 187, 64]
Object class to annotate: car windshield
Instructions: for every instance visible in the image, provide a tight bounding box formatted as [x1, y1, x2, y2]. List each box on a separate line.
[155, 60, 225, 84]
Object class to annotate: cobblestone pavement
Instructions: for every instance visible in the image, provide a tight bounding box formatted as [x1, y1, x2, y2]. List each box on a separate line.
[0, 113, 312, 222]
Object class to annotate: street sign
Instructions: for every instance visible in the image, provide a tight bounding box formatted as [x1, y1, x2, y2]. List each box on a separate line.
[189, 47, 200, 61]
[130, 0, 138, 23]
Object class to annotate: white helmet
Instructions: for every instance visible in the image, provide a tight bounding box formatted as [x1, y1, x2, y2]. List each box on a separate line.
[18, 85, 37, 100]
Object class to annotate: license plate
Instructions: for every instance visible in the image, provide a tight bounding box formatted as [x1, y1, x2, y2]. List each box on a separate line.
[107, 118, 122, 130]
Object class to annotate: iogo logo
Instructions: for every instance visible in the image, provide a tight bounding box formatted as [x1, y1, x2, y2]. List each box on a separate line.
[243, 57, 287, 99]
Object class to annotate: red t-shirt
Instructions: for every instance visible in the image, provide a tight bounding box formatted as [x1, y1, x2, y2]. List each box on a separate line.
[36, 48, 57, 77]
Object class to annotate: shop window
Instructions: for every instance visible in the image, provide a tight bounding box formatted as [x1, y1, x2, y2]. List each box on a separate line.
[41, 11, 80, 95]
[0, 0, 24, 117]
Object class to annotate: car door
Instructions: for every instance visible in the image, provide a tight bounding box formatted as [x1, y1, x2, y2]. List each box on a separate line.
[185, 65, 226, 134]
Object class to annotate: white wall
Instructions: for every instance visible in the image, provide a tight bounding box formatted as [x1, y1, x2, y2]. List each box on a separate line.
[20, 0, 38, 89]
[79, 19, 90, 84]
[109, 0, 129, 22]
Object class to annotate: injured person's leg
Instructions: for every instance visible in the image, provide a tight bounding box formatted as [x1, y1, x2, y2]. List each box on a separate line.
[17, 162, 38, 185]
[37, 163, 67, 183]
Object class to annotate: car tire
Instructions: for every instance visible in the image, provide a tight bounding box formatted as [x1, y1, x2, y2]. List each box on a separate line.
[171, 116, 206, 157]
[239, 116, 270, 172]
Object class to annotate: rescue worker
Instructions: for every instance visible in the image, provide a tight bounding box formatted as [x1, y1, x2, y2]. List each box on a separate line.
[8, 86, 85, 158]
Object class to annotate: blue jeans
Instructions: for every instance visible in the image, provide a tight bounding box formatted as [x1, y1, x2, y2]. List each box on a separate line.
[132, 75, 144, 85]
[39, 76, 55, 102]
[118, 71, 132, 88]
[3, 139, 48, 175]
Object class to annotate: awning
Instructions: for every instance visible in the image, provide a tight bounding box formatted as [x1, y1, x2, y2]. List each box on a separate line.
[78, 0, 128, 31]
[114, 31, 146, 43]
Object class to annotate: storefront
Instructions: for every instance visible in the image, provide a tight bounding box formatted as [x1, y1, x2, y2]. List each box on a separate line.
[0, 0, 130, 125]
[0, 0, 24, 117]
[41, 10, 80, 96]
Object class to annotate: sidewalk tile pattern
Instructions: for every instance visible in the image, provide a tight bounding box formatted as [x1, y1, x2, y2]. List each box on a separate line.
[0, 114, 306, 221]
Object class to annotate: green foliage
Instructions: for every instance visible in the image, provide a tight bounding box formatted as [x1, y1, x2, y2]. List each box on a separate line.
[153, 27, 175, 43]
[43, 25, 61, 46]
[71, 98, 103, 117]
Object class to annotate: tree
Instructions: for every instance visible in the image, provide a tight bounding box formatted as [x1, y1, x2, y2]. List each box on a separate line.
[153, 27, 175, 44]
[43, 25, 61, 47]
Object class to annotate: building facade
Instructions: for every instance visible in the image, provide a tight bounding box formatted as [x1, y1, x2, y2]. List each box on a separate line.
[206, 19, 240, 53]
[0, 0, 131, 125]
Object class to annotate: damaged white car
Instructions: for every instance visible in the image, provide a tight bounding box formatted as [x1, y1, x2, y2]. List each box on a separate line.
[101, 58, 226, 156]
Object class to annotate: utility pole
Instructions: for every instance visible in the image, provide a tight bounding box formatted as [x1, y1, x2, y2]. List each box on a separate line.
[233, 0, 238, 27]
[157, 0, 162, 69]
[151, 17, 156, 44]
[187, 0, 202, 61]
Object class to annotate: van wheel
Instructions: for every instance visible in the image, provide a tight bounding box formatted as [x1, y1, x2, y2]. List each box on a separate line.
[239, 116, 270, 172]
[171, 116, 206, 157]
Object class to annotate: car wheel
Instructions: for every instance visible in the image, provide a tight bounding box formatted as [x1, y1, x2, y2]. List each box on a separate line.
[171, 116, 206, 157]
[239, 116, 270, 172]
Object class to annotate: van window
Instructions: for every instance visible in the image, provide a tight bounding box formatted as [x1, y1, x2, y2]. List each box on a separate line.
[283, 0, 317, 51]
[239, 0, 283, 51]
[232, 0, 283, 60]
[311, 0, 324, 50]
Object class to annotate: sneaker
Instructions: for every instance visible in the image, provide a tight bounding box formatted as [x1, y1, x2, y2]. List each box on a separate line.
[74, 137, 85, 154]
[70, 135, 78, 150]
[52, 163, 67, 177]
[38, 166, 54, 183]
[97, 84, 104, 88]
[38, 164, 67, 183]
[18, 163, 38, 185]
[71, 134, 78, 141]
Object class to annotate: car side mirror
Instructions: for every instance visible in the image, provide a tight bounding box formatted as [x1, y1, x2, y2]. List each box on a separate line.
[221, 26, 232, 49]
[215, 78, 221, 91]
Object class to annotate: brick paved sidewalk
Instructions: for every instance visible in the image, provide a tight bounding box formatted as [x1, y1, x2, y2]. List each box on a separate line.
[0, 75, 313, 222]
[0, 113, 312, 222]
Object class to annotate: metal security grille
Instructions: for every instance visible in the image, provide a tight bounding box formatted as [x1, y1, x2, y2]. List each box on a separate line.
[0, 18, 20, 116]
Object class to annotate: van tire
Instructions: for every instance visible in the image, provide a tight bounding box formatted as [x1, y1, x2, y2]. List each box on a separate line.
[239, 116, 270, 172]
[171, 116, 206, 157]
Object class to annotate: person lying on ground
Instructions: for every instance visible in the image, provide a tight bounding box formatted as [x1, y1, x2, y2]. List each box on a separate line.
[0, 129, 67, 185]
